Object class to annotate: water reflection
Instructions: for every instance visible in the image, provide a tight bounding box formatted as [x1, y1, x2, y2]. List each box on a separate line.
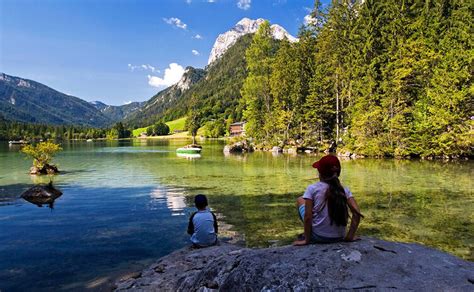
[150, 187, 187, 216]
[176, 153, 201, 160]
[21, 183, 62, 209]
[0, 183, 30, 205]
[0, 139, 472, 292]
[223, 151, 248, 162]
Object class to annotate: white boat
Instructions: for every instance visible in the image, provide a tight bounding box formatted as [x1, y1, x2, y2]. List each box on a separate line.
[8, 140, 29, 145]
[176, 145, 202, 154]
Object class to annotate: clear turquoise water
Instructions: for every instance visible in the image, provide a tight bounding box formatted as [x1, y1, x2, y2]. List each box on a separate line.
[0, 140, 472, 290]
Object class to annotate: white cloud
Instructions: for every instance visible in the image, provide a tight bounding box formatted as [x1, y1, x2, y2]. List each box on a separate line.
[163, 17, 187, 30]
[148, 63, 185, 88]
[304, 14, 317, 26]
[208, 0, 216, 2]
[128, 63, 158, 73]
[192, 50, 200, 56]
[193, 34, 203, 39]
[124, 101, 133, 105]
[237, 0, 251, 10]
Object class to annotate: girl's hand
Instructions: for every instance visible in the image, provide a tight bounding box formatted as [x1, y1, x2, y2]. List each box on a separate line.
[343, 236, 361, 242]
[293, 239, 308, 246]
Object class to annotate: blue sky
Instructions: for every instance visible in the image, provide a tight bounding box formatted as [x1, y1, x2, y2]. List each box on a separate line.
[1, 0, 327, 105]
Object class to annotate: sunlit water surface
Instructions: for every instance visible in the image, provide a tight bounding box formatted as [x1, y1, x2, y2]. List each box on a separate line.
[0, 140, 472, 291]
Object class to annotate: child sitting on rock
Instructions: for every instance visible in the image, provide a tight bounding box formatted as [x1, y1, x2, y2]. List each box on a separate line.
[294, 154, 363, 245]
[187, 194, 218, 247]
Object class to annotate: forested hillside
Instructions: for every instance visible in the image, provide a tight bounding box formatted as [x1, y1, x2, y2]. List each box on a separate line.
[90, 101, 144, 123]
[165, 34, 254, 123]
[0, 73, 111, 127]
[124, 67, 206, 128]
[125, 35, 254, 129]
[241, 0, 472, 158]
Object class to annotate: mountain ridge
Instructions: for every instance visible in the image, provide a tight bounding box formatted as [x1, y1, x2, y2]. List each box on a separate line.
[208, 17, 297, 65]
[0, 73, 142, 127]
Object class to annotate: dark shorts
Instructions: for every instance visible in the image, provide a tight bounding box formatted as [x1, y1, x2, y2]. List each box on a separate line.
[298, 204, 343, 243]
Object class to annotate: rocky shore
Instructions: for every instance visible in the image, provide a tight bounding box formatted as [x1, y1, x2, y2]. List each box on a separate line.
[115, 237, 473, 291]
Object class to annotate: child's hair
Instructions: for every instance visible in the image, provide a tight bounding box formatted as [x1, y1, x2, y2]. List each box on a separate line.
[194, 194, 208, 209]
[323, 176, 348, 226]
[312, 155, 348, 226]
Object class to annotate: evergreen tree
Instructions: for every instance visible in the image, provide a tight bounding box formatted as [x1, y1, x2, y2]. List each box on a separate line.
[270, 39, 300, 144]
[241, 21, 278, 143]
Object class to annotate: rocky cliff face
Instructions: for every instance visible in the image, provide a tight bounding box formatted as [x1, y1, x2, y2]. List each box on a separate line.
[115, 237, 474, 291]
[176, 66, 205, 91]
[208, 18, 297, 65]
[123, 67, 205, 127]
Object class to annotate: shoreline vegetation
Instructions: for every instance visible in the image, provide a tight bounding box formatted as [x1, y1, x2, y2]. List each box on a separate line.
[4, 133, 471, 160]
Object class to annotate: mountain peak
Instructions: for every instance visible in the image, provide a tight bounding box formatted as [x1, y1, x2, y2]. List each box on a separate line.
[207, 18, 297, 65]
[176, 66, 205, 91]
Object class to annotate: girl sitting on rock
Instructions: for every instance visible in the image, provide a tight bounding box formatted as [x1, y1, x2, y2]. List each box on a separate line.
[294, 155, 362, 245]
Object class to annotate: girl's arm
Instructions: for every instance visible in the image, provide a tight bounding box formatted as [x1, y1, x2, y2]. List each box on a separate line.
[344, 197, 362, 241]
[294, 199, 313, 246]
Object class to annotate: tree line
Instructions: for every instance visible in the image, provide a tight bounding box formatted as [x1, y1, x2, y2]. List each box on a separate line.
[242, 0, 472, 158]
[0, 116, 132, 141]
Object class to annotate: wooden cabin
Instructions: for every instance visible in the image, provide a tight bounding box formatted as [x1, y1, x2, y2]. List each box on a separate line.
[229, 122, 246, 137]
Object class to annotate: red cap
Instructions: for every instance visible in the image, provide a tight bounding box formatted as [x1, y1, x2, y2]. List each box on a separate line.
[312, 155, 341, 177]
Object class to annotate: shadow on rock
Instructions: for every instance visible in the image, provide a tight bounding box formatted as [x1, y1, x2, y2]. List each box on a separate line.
[21, 182, 63, 209]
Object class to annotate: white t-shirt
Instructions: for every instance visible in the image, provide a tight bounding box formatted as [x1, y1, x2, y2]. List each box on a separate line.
[188, 209, 217, 246]
[303, 181, 353, 238]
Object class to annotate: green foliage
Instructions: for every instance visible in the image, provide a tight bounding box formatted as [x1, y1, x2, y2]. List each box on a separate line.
[153, 122, 170, 136]
[106, 122, 131, 139]
[125, 35, 253, 129]
[0, 116, 109, 141]
[21, 141, 62, 169]
[241, 21, 279, 142]
[146, 126, 154, 136]
[185, 95, 202, 143]
[202, 119, 226, 138]
[237, 0, 473, 157]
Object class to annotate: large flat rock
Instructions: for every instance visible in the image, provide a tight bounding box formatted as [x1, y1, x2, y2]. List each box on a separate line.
[115, 237, 474, 291]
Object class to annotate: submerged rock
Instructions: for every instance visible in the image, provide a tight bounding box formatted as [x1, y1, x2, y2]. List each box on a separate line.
[115, 237, 474, 291]
[21, 182, 62, 208]
[271, 146, 282, 153]
[224, 141, 253, 153]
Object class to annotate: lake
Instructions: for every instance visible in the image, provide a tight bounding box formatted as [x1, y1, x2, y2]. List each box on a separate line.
[0, 139, 472, 291]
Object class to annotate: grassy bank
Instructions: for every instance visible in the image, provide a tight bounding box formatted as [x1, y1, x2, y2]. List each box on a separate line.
[132, 117, 187, 137]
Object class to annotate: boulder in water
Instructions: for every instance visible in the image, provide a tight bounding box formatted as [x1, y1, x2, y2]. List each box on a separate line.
[224, 141, 253, 153]
[29, 164, 59, 175]
[21, 182, 62, 208]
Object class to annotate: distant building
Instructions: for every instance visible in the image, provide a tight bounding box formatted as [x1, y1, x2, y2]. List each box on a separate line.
[229, 122, 246, 137]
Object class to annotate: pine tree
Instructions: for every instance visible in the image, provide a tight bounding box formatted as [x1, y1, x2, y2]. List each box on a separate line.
[413, 0, 473, 157]
[270, 39, 300, 144]
[241, 21, 278, 143]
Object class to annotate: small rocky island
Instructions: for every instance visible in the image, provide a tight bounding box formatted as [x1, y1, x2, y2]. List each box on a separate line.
[115, 237, 473, 291]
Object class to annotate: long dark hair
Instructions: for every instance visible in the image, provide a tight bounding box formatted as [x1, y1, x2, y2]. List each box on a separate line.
[323, 176, 348, 226]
